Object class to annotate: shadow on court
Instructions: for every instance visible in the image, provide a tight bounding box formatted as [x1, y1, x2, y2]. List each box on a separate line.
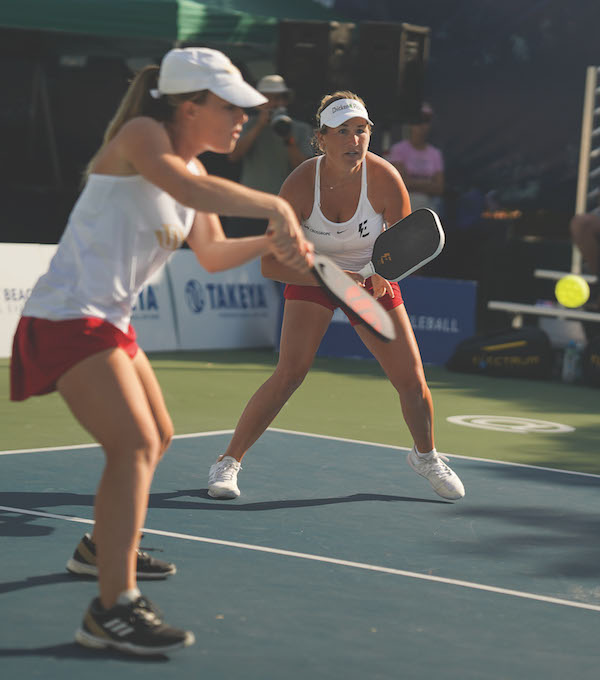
[0, 510, 57, 537]
[0, 489, 450, 524]
[0, 572, 75, 596]
[148, 490, 451, 510]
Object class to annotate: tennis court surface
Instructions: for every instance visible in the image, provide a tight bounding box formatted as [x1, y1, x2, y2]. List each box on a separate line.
[2, 428, 599, 679]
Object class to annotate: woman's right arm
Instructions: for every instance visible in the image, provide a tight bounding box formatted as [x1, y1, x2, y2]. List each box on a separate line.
[260, 252, 319, 285]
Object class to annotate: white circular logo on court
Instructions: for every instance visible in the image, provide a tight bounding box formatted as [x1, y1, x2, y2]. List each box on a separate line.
[447, 415, 575, 434]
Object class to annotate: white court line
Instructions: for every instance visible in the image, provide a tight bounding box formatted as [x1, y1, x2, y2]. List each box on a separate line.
[1, 504, 599, 614]
[0, 430, 234, 456]
[2, 427, 599, 480]
[268, 427, 600, 480]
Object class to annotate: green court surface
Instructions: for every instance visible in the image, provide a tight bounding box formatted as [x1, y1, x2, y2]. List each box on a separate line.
[1, 350, 599, 473]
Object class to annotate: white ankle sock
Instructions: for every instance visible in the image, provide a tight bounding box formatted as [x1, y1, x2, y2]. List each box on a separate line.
[415, 447, 436, 458]
[117, 587, 141, 605]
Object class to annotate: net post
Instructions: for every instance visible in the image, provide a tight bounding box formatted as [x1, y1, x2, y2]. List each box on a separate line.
[573, 65, 599, 273]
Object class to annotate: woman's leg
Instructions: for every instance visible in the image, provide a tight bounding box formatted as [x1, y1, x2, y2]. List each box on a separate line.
[354, 304, 433, 452]
[224, 300, 333, 461]
[58, 347, 165, 609]
[130, 348, 174, 460]
[354, 304, 464, 499]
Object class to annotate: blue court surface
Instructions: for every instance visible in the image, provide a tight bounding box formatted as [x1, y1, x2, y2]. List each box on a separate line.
[1, 429, 599, 679]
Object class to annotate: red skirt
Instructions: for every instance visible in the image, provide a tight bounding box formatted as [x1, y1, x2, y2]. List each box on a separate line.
[284, 280, 403, 327]
[10, 316, 138, 402]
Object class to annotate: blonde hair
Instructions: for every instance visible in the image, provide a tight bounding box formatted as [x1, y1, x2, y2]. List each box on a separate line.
[83, 65, 208, 181]
[312, 90, 371, 154]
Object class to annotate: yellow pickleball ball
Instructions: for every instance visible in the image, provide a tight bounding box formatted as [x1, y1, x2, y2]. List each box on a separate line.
[555, 274, 590, 308]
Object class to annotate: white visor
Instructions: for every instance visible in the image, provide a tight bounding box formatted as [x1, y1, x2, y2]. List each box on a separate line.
[320, 98, 374, 128]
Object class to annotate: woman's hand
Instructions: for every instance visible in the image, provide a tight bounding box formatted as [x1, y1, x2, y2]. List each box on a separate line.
[369, 274, 394, 300]
[266, 199, 314, 273]
[344, 271, 366, 286]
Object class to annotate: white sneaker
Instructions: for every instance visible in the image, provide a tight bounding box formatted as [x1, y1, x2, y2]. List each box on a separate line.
[407, 447, 465, 500]
[208, 455, 242, 499]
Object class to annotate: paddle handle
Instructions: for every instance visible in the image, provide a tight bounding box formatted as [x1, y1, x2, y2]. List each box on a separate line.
[357, 261, 376, 279]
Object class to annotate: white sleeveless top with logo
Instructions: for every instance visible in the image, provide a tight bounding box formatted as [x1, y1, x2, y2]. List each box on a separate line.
[23, 163, 198, 333]
[302, 155, 385, 272]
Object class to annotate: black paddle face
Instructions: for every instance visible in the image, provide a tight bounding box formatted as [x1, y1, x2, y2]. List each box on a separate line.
[312, 254, 396, 342]
[372, 209, 445, 281]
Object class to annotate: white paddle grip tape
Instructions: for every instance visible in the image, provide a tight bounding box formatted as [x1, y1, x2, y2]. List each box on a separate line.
[357, 261, 376, 278]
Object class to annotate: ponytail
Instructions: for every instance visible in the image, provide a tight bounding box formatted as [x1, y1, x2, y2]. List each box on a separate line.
[83, 65, 207, 181]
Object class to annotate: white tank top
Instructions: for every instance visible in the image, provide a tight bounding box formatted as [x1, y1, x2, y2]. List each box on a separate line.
[23, 165, 197, 332]
[302, 155, 385, 271]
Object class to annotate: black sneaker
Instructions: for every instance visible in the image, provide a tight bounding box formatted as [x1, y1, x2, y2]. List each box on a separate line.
[75, 595, 195, 655]
[66, 533, 176, 579]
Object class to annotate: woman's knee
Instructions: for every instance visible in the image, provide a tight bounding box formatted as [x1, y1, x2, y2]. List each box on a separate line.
[393, 369, 430, 400]
[273, 363, 311, 394]
[104, 428, 163, 469]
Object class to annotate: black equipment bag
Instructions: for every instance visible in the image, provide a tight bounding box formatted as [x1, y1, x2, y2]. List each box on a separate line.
[446, 326, 553, 379]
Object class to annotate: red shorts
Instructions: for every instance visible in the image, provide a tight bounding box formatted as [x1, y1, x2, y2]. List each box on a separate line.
[284, 280, 403, 326]
[10, 317, 138, 402]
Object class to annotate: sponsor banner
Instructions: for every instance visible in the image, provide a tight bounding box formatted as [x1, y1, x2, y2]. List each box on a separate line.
[168, 252, 280, 350]
[131, 266, 178, 352]
[315, 276, 477, 364]
[0, 243, 57, 358]
[1, 244, 280, 358]
[402, 276, 477, 365]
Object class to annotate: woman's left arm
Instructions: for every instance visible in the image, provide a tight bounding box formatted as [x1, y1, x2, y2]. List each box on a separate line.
[374, 154, 412, 226]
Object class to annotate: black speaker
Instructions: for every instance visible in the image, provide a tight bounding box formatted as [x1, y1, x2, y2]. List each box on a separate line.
[356, 22, 430, 127]
[277, 20, 355, 124]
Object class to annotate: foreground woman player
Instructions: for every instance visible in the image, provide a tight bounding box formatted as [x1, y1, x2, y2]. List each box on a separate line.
[10, 48, 312, 655]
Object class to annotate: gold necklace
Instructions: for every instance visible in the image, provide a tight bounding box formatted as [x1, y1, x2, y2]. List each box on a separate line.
[322, 172, 360, 191]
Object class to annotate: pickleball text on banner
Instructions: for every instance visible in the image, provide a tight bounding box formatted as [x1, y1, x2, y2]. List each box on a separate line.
[309, 276, 477, 365]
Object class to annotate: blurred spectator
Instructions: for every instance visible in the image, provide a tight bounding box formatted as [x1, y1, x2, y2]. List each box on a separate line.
[569, 208, 600, 308]
[226, 74, 314, 236]
[386, 102, 445, 215]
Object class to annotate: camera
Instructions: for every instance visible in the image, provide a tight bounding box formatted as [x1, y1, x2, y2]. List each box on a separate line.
[270, 106, 292, 138]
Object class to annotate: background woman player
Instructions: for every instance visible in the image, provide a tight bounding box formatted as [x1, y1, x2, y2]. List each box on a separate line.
[10, 48, 312, 656]
[207, 91, 465, 503]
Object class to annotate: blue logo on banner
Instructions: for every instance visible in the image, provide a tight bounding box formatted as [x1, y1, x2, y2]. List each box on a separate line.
[205, 283, 267, 310]
[133, 285, 158, 312]
[185, 281, 268, 314]
[185, 280, 206, 313]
